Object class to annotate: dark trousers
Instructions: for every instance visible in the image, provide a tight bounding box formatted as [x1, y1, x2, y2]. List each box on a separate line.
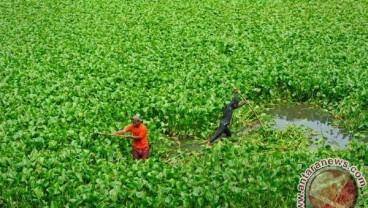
[209, 123, 232, 144]
[133, 147, 149, 160]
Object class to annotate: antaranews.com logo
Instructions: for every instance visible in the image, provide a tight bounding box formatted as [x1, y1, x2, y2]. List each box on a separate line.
[297, 158, 366, 208]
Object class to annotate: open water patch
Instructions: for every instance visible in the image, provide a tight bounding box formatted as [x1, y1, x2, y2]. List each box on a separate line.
[266, 103, 367, 149]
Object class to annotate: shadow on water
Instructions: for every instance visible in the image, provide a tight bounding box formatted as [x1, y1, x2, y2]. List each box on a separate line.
[266, 103, 367, 149]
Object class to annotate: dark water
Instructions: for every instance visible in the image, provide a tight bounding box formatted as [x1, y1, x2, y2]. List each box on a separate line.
[163, 137, 204, 161]
[173, 138, 204, 152]
[169, 103, 366, 153]
[266, 103, 366, 149]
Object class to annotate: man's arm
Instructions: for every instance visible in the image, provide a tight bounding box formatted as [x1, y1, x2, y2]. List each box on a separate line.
[132, 127, 146, 141]
[130, 135, 142, 140]
[112, 129, 137, 140]
[123, 129, 145, 140]
[112, 124, 132, 136]
[112, 129, 127, 136]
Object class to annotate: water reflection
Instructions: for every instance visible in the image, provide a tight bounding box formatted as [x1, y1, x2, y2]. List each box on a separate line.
[267, 103, 351, 149]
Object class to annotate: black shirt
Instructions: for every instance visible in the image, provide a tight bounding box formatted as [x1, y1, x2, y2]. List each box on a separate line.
[220, 103, 234, 125]
[220, 93, 240, 125]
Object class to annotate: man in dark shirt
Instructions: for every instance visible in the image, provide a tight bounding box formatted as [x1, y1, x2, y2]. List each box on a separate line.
[207, 88, 246, 146]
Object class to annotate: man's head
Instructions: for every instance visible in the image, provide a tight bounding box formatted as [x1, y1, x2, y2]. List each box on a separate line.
[231, 93, 239, 108]
[231, 101, 239, 108]
[132, 115, 142, 127]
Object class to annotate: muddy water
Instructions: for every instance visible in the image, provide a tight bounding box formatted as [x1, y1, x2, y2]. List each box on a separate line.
[171, 137, 204, 152]
[169, 103, 366, 153]
[266, 103, 360, 149]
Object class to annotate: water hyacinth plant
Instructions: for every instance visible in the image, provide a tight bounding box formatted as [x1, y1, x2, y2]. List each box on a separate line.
[1, 0, 367, 207]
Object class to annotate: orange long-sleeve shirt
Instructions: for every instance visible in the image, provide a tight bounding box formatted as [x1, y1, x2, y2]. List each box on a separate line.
[123, 124, 149, 149]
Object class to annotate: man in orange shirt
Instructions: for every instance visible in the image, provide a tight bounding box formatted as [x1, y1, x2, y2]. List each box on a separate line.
[112, 115, 149, 160]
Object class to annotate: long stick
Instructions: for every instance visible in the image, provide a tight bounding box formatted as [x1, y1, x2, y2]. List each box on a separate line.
[94, 132, 131, 138]
[237, 92, 264, 127]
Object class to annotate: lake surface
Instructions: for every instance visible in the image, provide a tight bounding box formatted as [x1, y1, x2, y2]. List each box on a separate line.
[266, 103, 365, 149]
[169, 103, 367, 153]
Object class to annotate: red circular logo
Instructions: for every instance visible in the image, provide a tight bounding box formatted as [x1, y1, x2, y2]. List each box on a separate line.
[306, 168, 359, 208]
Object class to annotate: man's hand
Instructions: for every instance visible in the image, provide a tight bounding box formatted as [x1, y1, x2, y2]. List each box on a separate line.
[233, 87, 239, 93]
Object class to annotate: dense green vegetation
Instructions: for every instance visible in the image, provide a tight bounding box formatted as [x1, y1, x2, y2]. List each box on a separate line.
[1, 0, 367, 207]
